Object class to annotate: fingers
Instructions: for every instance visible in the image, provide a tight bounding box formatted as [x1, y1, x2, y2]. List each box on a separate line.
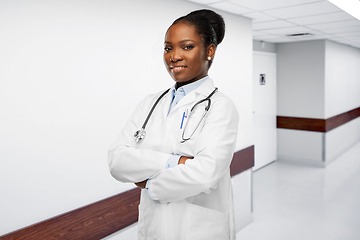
[178, 156, 194, 165]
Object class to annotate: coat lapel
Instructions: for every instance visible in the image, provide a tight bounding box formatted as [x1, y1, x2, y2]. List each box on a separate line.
[161, 85, 175, 120]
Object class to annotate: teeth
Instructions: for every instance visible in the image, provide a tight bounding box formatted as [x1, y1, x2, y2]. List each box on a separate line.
[172, 66, 185, 70]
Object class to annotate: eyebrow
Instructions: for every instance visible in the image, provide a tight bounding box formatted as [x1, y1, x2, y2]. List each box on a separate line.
[164, 39, 196, 44]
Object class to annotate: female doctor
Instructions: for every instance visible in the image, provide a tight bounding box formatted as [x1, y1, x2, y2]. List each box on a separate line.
[108, 9, 239, 240]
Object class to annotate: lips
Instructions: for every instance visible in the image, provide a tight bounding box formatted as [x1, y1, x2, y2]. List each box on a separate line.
[170, 65, 187, 73]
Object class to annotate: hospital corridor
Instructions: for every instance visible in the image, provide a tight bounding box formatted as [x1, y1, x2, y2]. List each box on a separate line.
[1, 0, 360, 239]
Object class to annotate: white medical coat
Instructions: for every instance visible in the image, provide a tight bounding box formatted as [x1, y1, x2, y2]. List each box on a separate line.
[108, 78, 239, 240]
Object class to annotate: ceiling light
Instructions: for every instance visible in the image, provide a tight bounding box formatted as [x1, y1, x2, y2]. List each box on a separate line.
[327, 0, 360, 21]
[286, 33, 314, 37]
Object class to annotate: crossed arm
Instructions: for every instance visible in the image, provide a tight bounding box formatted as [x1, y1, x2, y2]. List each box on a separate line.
[108, 95, 239, 203]
[134, 156, 193, 189]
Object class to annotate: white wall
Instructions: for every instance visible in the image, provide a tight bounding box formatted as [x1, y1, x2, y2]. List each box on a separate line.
[325, 118, 360, 165]
[0, 0, 253, 236]
[277, 39, 360, 120]
[325, 40, 360, 118]
[253, 40, 276, 53]
[277, 129, 324, 166]
[324, 40, 360, 165]
[277, 39, 360, 167]
[277, 40, 326, 119]
[276, 40, 325, 166]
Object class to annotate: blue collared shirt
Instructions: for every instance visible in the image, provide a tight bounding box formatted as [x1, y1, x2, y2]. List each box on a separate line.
[166, 76, 209, 167]
[168, 76, 209, 115]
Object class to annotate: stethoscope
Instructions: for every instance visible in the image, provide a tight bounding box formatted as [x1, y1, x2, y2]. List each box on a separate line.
[134, 87, 218, 143]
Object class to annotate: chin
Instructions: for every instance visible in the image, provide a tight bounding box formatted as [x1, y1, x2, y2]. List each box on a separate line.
[171, 75, 187, 82]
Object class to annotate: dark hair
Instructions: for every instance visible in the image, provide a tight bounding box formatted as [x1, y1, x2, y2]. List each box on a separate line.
[172, 9, 225, 49]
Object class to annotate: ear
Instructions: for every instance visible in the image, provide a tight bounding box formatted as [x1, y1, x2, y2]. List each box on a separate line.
[206, 44, 216, 61]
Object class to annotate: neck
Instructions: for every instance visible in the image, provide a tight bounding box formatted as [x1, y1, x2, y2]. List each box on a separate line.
[175, 75, 208, 90]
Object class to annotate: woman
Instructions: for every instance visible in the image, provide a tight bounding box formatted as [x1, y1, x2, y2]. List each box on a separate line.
[108, 9, 239, 240]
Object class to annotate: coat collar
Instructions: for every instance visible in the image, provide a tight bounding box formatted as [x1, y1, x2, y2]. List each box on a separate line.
[164, 78, 216, 117]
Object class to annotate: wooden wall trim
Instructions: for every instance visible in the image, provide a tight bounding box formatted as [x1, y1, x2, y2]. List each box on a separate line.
[277, 106, 360, 132]
[0, 188, 141, 240]
[0, 146, 254, 240]
[277, 116, 326, 132]
[230, 145, 254, 177]
[326, 107, 360, 132]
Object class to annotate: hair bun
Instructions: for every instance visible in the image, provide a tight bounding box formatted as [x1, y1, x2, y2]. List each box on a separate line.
[173, 9, 226, 46]
[193, 9, 225, 45]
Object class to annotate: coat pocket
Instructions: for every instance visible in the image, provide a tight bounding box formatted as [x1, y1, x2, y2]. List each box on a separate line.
[185, 203, 230, 240]
[180, 106, 206, 143]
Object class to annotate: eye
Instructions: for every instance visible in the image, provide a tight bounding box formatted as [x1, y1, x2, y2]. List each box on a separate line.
[164, 47, 172, 53]
[184, 45, 194, 50]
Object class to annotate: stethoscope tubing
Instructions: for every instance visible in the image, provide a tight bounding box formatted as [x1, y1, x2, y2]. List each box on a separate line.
[141, 88, 170, 130]
[181, 88, 218, 142]
[134, 87, 217, 143]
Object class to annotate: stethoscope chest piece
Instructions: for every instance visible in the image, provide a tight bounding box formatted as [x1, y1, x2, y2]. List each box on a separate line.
[134, 128, 146, 143]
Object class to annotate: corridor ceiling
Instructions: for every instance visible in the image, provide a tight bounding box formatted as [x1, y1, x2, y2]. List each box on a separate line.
[184, 0, 360, 49]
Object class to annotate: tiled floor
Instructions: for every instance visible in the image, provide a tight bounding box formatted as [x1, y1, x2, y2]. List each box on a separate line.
[236, 142, 360, 240]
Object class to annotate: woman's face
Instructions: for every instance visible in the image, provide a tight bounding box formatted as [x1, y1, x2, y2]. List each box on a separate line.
[164, 22, 213, 87]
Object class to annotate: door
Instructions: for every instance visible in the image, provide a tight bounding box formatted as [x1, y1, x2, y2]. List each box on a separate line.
[253, 51, 277, 171]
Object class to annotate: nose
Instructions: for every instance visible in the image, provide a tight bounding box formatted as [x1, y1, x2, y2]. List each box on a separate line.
[170, 48, 183, 62]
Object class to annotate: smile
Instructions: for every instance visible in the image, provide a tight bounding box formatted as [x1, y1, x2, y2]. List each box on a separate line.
[170, 66, 187, 73]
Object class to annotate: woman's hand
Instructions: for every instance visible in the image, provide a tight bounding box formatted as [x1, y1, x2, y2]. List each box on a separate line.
[178, 156, 193, 165]
[135, 180, 147, 189]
